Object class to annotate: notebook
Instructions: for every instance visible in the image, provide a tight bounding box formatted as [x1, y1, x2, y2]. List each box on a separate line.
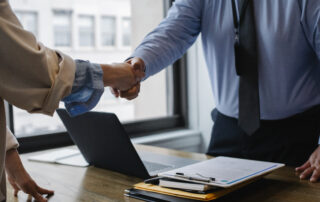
[133, 178, 260, 201]
[159, 178, 214, 192]
[125, 188, 198, 202]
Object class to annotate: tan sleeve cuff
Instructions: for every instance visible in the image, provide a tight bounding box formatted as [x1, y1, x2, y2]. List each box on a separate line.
[34, 48, 76, 116]
[6, 126, 19, 152]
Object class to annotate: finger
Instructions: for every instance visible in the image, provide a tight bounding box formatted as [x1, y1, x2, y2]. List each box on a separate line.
[296, 161, 311, 172]
[124, 94, 139, 101]
[9, 181, 20, 197]
[125, 87, 140, 100]
[29, 186, 48, 202]
[300, 166, 315, 179]
[14, 188, 20, 197]
[110, 87, 119, 98]
[12, 182, 21, 197]
[36, 185, 54, 195]
[120, 84, 140, 99]
[130, 58, 141, 68]
[120, 89, 138, 99]
[125, 58, 133, 64]
[310, 168, 320, 182]
[126, 59, 145, 82]
[131, 58, 143, 70]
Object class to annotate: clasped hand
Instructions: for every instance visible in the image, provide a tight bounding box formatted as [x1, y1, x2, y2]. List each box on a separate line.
[102, 57, 145, 100]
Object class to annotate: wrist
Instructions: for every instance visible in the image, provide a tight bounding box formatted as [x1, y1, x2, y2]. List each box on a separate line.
[100, 64, 116, 87]
[5, 149, 24, 172]
[6, 148, 18, 163]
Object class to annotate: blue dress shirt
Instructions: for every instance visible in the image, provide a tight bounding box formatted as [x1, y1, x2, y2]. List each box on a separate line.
[63, 60, 104, 117]
[132, 0, 320, 120]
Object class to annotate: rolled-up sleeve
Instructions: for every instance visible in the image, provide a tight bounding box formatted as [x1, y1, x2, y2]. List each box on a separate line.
[63, 60, 104, 117]
[300, 0, 320, 60]
[0, 0, 75, 116]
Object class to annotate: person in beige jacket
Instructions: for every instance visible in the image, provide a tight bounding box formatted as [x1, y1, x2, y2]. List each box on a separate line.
[0, 0, 144, 201]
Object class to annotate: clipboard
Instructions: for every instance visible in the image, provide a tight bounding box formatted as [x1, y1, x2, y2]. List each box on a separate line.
[158, 156, 284, 188]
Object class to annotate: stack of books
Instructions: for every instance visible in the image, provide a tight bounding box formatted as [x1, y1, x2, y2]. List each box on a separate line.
[126, 178, 255, 201]
[125, 156, 285, 201]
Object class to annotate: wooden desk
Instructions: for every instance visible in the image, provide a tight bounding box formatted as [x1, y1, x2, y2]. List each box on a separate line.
[6, 145, 320, 202]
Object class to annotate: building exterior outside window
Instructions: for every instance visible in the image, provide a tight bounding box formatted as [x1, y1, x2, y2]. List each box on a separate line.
[122, 17, 131, 47]
[78, 15, 95, 47]
[53, 10, 72, 47]
[15, 11, 38, 37]
[101, 16, 116, 47]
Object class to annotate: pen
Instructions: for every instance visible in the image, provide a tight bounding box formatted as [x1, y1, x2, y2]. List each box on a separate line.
[144, 177, 162, 185]
[175, 172, 215, 183]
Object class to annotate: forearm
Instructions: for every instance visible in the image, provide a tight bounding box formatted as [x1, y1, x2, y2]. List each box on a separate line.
[5, 149, 25, 177]
[131, 0, 202, 78]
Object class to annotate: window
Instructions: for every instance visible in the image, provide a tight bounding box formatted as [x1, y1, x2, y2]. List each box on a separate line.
[9, 0, 187, 153]
[101, 16, 116, 47]
[14, 11, 38, 37]
[78, 15, 95, 47]
[53, 10, 72, 47]
[122, 17, 131, 47]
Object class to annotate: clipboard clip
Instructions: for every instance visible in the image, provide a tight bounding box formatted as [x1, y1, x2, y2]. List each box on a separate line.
[175, 172, 215, 183]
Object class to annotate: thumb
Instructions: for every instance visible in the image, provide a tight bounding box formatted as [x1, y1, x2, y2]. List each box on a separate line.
[130, 58, 145, 71]
[130, 58, 145, 81]
[110, 87, 120, 98]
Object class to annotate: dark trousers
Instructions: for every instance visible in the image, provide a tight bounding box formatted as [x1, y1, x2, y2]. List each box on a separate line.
[207, 106, 320, 166]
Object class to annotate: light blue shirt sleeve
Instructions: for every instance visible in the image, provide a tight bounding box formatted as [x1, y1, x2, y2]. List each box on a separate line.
[299, 0, 320, 59]
[131, 0, 202, 79]
[62, 60, 104, 117]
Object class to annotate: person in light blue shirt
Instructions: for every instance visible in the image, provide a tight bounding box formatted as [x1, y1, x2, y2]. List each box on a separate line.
[117, 0, 320, 182]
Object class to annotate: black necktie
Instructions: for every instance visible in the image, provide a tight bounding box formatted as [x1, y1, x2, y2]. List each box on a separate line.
[232, 0, 260, 135]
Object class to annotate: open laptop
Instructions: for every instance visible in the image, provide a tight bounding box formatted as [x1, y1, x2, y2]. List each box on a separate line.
[56, 109, 197, 179]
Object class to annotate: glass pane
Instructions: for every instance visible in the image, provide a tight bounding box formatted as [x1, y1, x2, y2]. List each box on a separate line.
[15, 11, 38, 37]
[122, 18, 131, 46]
[79, 15, 95, 47]
[11, 0, 171, 137]
[101, 16, 116, 46]
[53, 11, 72, 47]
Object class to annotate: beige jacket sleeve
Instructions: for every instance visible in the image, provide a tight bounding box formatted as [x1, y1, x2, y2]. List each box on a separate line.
[0, 0, 76, 116]
[6, 127, 18, 151]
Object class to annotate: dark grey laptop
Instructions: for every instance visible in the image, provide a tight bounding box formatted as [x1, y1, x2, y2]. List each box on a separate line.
[56, 109, 197, 179]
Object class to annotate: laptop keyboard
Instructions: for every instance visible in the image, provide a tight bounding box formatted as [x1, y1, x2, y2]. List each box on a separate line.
[143, 161, 173, 172]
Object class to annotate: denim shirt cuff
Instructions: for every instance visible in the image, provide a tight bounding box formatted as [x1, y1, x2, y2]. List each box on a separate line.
[63, 60, 104, 117]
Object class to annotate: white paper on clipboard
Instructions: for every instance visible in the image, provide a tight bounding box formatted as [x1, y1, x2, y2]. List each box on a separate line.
[158, 156, 284, 188]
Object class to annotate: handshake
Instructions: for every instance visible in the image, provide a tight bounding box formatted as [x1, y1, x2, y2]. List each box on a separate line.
[100, 57, 145, 100]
